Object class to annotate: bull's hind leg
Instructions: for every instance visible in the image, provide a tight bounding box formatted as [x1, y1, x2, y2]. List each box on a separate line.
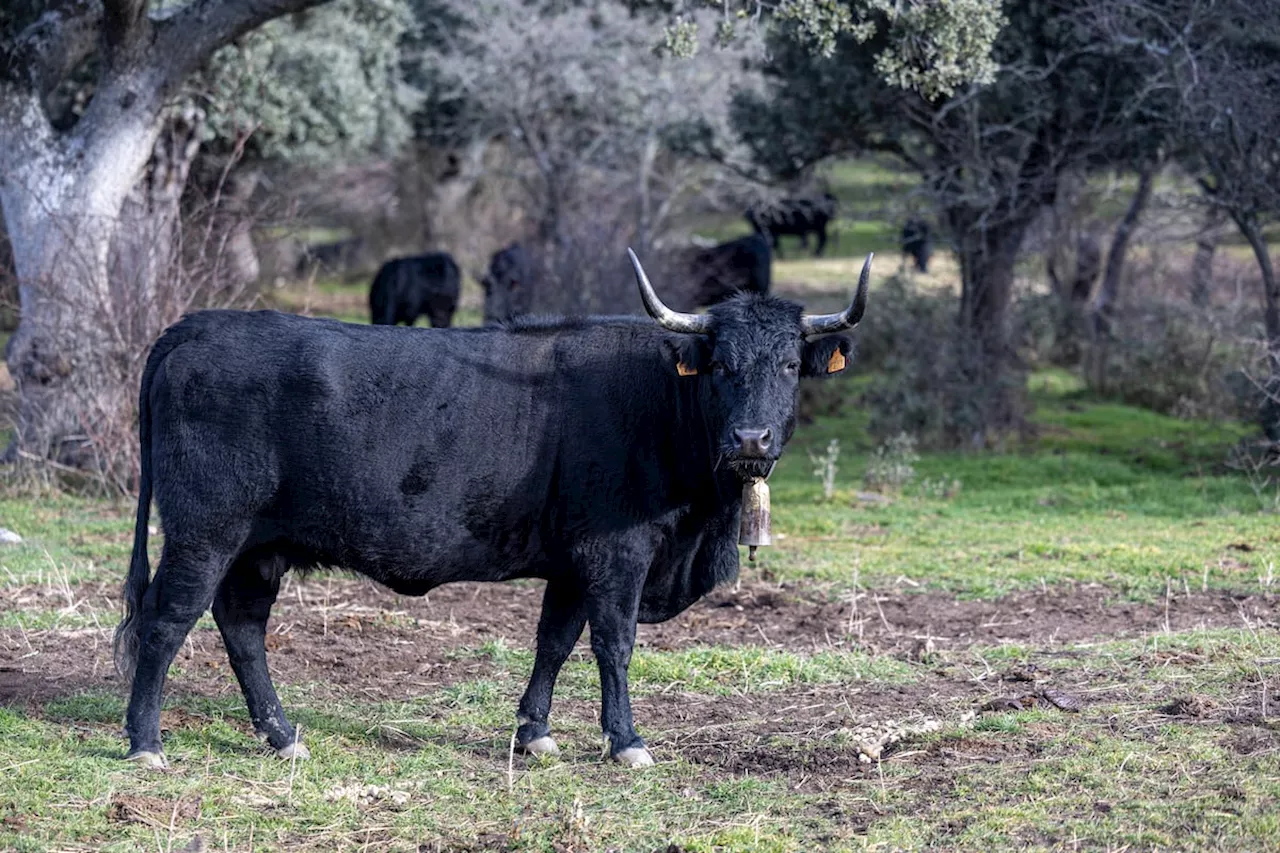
[515, 580, 586, 757]
[124, 545, 236, 767]
[212, 556, 305, 759]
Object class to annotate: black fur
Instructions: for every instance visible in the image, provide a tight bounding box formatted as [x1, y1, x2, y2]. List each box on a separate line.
[745, 194, 837, 257]
[689, 234, 772, 308]
[483, 243, 535, 324]
[901, 219, 933, 273]
[116, 297, 856, 762]
[369, 253, 461, 327]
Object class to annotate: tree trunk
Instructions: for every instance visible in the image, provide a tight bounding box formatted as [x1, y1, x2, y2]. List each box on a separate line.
[0, 103, 164, 474]
[1046, 229, 1101, 365]
[1191, 207, 1226, 309]
[1235, 213, 1280, 439]
[635, 129, 659, 254]
[2, 162, 131, 469]
[1088, 164, 1157, 391]
[0, 0, 332, 480]
[952, 214, 1031, 445]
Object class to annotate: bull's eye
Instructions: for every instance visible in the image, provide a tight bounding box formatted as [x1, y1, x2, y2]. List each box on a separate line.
[711, 361, 728, 376]
[784, 360, 800, 375]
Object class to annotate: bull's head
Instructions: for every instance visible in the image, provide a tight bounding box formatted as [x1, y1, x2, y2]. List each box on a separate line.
[482, 245, 529, 324]
[628, 248, 869, 480]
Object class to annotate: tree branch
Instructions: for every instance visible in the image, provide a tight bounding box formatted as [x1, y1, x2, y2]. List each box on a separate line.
[2, 0, 104, 98]
[102, 0, 147, 52]
[152, 0, 331, 91]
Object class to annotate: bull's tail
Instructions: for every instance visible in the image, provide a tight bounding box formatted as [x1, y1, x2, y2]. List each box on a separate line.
[113, 333, 175, 680]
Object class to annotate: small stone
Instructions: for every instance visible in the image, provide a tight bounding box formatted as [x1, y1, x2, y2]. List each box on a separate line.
[0, 528, 23, 545]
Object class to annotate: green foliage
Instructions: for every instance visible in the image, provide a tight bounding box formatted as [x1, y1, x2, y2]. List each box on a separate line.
[656, 0, 1002, 98]
[1090, 302, 1258, 421]
[199, 0, 420, 163]
[779, 0, 1003, 98]
[853, 275, 1027, 446]
[808, 438, 840, 500]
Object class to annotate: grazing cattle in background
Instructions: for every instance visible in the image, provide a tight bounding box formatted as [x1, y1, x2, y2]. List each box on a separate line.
[483, 242, 536, 324]
[689, 233, 772, 308]
[113, 251, 872, 769]
[369, 253, 461, 328]
[745, 194, 837, 257]
[901, 219, 933, 273]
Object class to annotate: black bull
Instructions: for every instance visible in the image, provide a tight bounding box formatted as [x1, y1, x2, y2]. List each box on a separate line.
[113, 252, 872, 768]
[369, 253, 461, 328]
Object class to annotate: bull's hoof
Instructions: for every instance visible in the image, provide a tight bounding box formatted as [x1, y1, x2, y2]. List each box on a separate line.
[519, 735, 560, 758]
[277, 741, 310, 761]
[612, 746, 655, 768]
[125, 750, 168, 770]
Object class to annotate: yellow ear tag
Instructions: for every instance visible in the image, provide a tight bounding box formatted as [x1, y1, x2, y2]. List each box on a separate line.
[827, 349, 846, 374]
[677, 361, 698, 377]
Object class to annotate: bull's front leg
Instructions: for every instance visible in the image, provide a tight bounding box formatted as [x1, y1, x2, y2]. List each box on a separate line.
[515, 579, 586, 757]
[582, 553, 651, 768]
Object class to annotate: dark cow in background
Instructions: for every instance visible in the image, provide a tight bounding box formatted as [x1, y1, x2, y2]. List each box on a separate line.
[483, 242, 536, 324]
[901, 219, 933, 273]
[688, 233, 772, 308]
[369, 252, 461, 327]
[745, 193, 838, 257]
[113, 250, 872, 770]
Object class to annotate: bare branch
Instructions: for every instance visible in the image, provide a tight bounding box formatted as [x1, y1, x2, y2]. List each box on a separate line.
[152, 0, 330, 92]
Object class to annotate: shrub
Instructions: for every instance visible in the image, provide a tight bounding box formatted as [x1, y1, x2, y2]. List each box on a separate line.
[808, 439, 840, 501]
[863, 432, 919, 493]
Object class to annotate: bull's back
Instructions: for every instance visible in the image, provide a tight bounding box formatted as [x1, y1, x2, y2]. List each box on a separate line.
[146, 310, 558, 584]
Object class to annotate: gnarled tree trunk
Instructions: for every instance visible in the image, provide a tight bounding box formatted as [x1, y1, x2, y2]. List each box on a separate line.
[1088, 164, 1157, 393]
[950, 211, 1032, 446]
[0, 0, 327, 482]
[0, 95, 159, 469]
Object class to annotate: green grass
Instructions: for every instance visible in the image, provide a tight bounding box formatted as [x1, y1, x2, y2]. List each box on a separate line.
[754, 372, 1268, 597]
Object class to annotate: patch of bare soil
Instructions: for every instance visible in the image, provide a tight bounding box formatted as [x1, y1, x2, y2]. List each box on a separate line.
[645, 682, 980, 792]
[651, 580, 1280, 657]
[2, 578, 1277, 712]
[107, 793, 201, 828]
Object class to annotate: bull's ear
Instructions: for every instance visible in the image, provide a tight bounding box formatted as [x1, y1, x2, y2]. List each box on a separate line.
[801, 335, 853, 377]
[664, 335, 708, 377]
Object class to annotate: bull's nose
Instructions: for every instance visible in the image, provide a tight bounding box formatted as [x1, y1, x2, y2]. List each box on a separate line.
[733, 427, 773, 457]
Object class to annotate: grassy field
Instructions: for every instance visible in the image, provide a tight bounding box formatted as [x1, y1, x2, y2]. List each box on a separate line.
[3, 265, 1280, 850]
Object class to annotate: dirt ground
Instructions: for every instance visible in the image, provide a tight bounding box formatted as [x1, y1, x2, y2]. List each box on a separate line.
[4, 576, 1276, 713]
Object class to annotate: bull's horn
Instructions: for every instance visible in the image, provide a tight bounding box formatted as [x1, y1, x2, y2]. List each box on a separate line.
[627, 248, 712, 334]
[800, 253, 872, 336]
